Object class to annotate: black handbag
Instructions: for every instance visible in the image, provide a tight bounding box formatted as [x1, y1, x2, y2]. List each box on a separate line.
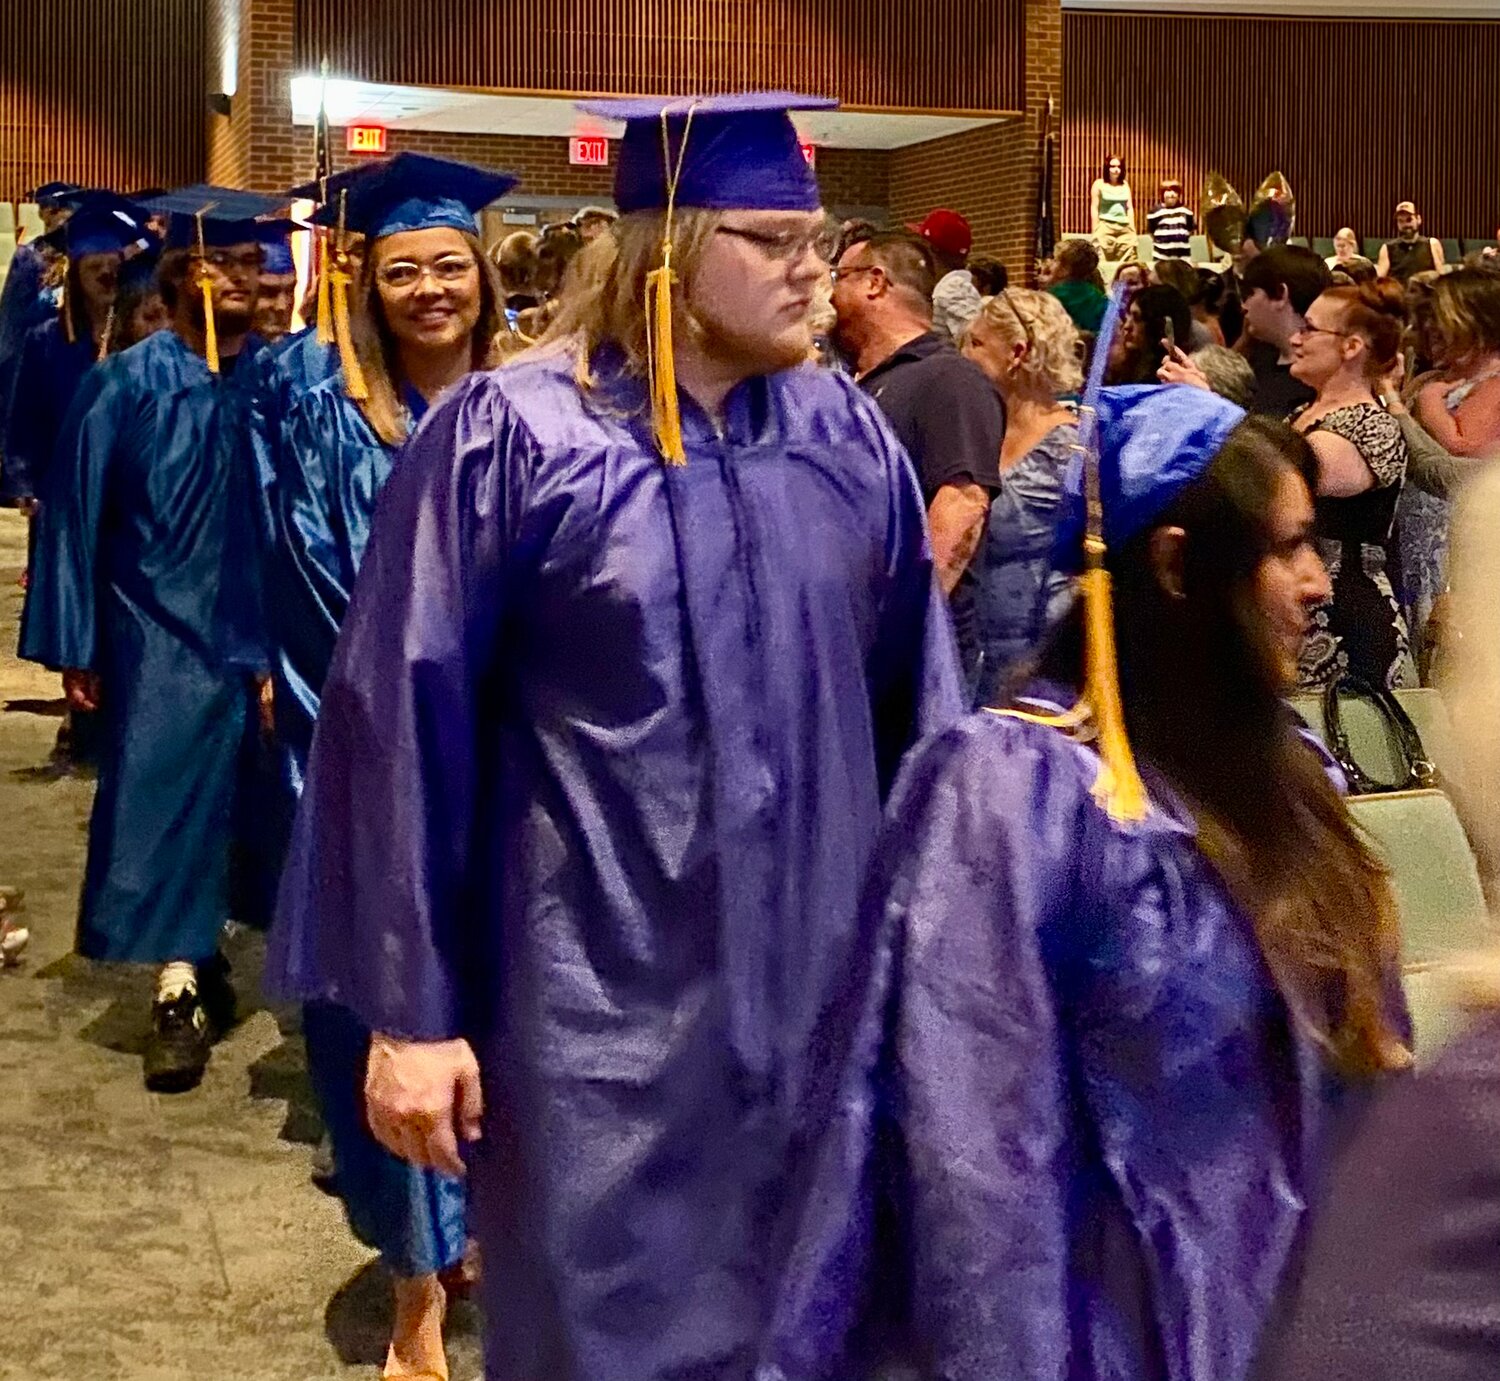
[1321, 674, 1439, 795]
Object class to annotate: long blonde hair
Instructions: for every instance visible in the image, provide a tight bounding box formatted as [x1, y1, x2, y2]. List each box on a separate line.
[523, 209, 724, 395]
[349, 229, 505, 446]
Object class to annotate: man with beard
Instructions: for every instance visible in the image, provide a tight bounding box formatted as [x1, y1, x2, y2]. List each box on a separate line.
[21, 189, 284, 1092]
[269, 92, 963, 1379]
[251, 225, 298, 342]
[1378, 200, 1446, 285]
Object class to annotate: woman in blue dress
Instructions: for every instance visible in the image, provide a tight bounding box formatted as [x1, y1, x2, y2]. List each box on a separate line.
[772, 380, 1413, 1381]
[256, 154, 515, 1381]
[960, 287, 1081, 702]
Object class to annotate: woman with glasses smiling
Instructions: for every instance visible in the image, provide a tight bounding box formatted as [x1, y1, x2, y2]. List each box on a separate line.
[259, 152, 514, 1381]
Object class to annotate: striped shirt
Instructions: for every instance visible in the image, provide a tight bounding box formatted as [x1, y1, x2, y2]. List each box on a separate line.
[1147, 205, 1196, 259]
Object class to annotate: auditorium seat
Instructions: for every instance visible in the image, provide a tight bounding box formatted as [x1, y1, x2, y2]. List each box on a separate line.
[1363, 236, 1386, 262]
[1462, 237, 1496, 257]
[1312, 237, 1335, 259]
[1442, 238, 1462, 265]
[1350, 790, 1496, 1062]
[1188, 234, 1211, 264]
[1287, 687, 1461, 792]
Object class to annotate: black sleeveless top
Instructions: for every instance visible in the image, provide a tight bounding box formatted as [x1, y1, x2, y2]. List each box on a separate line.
[1383, 237, 1435, 284]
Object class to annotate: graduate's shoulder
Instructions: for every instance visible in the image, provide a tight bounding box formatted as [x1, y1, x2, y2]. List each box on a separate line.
[769, 362, 904, 450]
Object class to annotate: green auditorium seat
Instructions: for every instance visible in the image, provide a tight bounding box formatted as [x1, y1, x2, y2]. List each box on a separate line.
[1189, 234, 1211, 263]
[1349, 790, 1496, 1063]
[1462, 237, 1497, 257]
[1312, 237, 1335, 259]
[1363, 236, 1386, 262]
[1287, 687, 1461, 792]
[1289, 236, 1309, 249]
[1442, 238, 1462, 265]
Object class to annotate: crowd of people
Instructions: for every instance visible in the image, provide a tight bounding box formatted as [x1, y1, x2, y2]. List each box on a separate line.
[2, 89, 1500, 1381]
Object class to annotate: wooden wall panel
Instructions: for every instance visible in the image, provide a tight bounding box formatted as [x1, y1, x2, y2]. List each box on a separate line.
[1064, 11, 1500, 239]
[0, 0, 206, 203]
[296, 0, 1027, 113]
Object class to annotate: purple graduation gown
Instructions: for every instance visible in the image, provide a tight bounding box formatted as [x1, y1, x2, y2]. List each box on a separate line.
[767, 710, 1408, 1381]
[268, 348, 964, 1379]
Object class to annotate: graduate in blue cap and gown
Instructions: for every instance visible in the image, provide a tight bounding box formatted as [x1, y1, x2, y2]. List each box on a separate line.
[251, 222, 298, 343]
[20, 187, 284, 1093]
[3, 191, 149, 505]
[231, 151, 516, 1381]
[770, 299, 1414, 1381]
[269, 92, 964, 1380]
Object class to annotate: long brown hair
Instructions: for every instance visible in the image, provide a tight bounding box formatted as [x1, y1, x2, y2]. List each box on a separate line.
[350, 228, 505, 446]
[1035, 417, 1407, 1077]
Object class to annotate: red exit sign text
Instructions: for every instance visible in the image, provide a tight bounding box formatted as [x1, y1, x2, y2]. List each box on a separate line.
[569, 136, 610, 167]
[346, 125, 388, 154]
[800, 142, 817, 167]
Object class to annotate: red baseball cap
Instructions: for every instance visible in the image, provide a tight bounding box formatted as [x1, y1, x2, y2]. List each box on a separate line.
[909, 208, 972, 257]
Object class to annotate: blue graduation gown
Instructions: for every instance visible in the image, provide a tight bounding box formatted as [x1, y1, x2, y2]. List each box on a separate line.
[0, 244, 59, 497]
[269, 348, 964, 1379]
[772, 710, 1409, 1381]
[20, 329, 259, 963]
[2, 316, 96, 501]
[261, 371, 467, 1278]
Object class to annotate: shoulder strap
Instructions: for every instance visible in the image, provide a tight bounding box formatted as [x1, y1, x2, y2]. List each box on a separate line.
[1321, 674, 1437, 794]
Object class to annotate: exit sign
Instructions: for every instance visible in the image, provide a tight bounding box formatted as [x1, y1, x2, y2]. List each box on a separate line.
[346, 125, 388, 155]
[569, 136, 610, 167]
[800, 142, 817, 168]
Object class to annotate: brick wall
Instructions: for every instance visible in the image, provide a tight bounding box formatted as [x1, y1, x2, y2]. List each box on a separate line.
[890, 0, 1062, 282]
[207, 0, 299, 192]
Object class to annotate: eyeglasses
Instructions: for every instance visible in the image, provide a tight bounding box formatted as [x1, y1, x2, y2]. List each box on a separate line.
[198, 248, 262, 273]
[1296, 324, 1350, 341]
[830, 263, 879, 284]
[717, 224, 837, 264]
[377, 256, 478, 290]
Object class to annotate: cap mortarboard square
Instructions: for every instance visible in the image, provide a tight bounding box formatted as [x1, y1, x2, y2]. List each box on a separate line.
[41, 191, 149, 258]
[305, 153, 518, 240]
[30, 181, 85, 209]
[577, 91, 837, 214]
[142, 186, 292, 249]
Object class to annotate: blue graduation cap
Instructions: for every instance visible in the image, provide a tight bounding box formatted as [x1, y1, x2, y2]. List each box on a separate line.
[1052, 384, 1245, 572]
[254, 218, 296, 275]
[304, 152, 518, 240]
[577, 90, 835, 214]
[117, 247, 161, 296]
[40, 190, 149, 258]
[141, 186, 290, 248]
[30, 181, 84, 209]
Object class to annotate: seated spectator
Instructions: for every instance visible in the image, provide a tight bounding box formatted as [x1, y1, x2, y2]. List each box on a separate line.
[968, 254, 1009, 297]
[959, 289, 1081, 701]
[535, 222, 583, 300]
[572, 205, 616, 242]
[1415, 267, 1500, 459]
[1047, 239, 1108, 333]
[1289, 280, 1414, 688]
[1146, 179, 1196, 262]
[1378, 201, 1446, 283]
[911, 208, 983, 342]
[1326, 226, 1375, 276]
[1108, 283, 1191, 385]
[1114, 262, 1151, 298]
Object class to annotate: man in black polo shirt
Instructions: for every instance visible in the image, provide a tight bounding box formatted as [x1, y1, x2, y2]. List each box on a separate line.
[1236, 244, 1330, 418]
[832, 230, 1005, 683]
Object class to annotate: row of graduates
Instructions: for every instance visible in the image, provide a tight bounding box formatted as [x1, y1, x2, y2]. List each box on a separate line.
[15, 94, 1414, 1381]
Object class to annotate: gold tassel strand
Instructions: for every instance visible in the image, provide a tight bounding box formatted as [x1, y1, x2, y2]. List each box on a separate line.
[315, 179, 334, 345]
[644, 104, 698, 466]
[196, 211, 219, 374]
[1076, 402, 1147, 823]
[331, 190, 368, 401]
[59, 255, 74, 345]
[96, 303, 114, 363]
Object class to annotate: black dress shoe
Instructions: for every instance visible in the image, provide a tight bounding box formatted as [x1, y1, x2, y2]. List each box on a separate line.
[143, 990, 212, 1093]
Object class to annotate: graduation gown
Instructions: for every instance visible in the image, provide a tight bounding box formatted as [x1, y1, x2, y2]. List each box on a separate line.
[257, 370, 468, 1278]
[269, 347, 964, 1379]
[772, 709, 1408, 1381]
[20, 329, 259, 963]
[2, 316, 96, 500]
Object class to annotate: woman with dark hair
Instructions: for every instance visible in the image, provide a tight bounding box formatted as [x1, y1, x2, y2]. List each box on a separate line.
[1090, 154, 1138, 266]
[1288, 279, 1415, 687]
[258, 153, 514, 1381]
[783, 385, 1410, 1381]
[1108, 282, 1191, 384]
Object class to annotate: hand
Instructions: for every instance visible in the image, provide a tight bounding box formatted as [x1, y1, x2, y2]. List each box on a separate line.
[364, 1034, 483, 1177]
[1157, 340, 1211, 392]
[1377, 351, 1408, 412]
[17, 497, 39, 518]
[62, 669, 102, 712]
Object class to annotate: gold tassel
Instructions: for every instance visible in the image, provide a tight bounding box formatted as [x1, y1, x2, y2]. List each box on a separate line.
[331, 260, 367, 401]
[1078, 556, 1149, 822]
[645, 242, 686, 465]
[331, 190, 368, 401]
[96, 304, 114, 363]
[59, 256, 74, 344]
[642, 103, 697, 465]
[195, 211, 219, 374]
[315, 239, 334, 345]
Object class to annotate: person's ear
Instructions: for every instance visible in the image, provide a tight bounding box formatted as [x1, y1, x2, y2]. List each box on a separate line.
[1009, 339, 1029, 372]
[1149, 525, 1189, 600]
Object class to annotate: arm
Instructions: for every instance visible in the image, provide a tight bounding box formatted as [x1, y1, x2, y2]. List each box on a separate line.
[1090, 179, 1104, 231]
[1128, 184, 1138, 235]
[928, 481, 991, 595]
[1431, 237, 1447, 271]
[1416, 376, 1500, 458]
[1307, 428, 1376, 498]
[1377, 244, 1392, 278]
